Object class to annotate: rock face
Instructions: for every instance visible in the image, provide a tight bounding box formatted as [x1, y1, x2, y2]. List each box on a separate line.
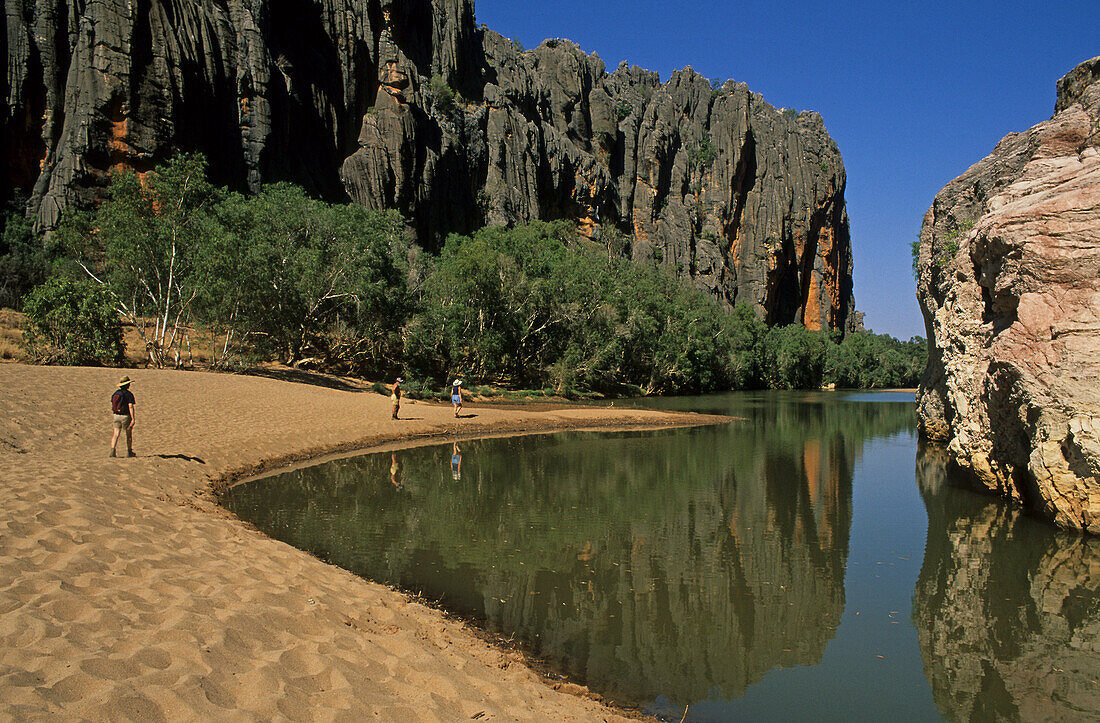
[3, 0, 855, 331]
[915, 57, 1100, 533]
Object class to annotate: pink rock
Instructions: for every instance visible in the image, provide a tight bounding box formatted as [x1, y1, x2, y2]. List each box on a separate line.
[916, 56, 1100, 533]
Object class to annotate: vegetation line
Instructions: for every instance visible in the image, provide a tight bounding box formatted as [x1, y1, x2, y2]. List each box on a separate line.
[3, 154, 924, 394]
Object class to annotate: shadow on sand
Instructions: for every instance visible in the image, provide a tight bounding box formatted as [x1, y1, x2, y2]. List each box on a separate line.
[153, 453, 207, 464]
[240, 366, 371, 393]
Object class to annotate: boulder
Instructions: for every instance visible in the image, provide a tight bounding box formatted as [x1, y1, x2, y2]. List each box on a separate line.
[916, 57, 1100, 532]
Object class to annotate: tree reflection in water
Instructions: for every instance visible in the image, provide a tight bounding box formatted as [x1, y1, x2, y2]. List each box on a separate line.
[914, 440, 1100, 721]
[222, 393, 916, 709]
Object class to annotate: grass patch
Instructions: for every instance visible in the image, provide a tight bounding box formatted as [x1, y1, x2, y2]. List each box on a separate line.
[0, 338, 22, 361]
[0, 309, 25, 361]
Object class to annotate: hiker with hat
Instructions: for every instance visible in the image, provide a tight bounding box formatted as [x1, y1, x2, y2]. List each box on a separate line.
[391, 376, 404, 419]
[110, 376, 136, 458]
[451, 379, 463, 417]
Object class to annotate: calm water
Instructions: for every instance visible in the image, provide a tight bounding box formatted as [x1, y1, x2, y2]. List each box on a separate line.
[221, 391, 1100, 721]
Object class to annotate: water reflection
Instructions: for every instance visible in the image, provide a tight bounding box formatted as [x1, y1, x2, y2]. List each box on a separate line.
[389, 451, 402, 489]
[222, 392, 915, 708]
[914, 441, 1100, 721]
[451, 442, 462, 480]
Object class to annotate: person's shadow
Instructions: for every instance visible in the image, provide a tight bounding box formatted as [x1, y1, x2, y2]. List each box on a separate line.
[455, 413, 478, 419]
[153, 453, 206, 464]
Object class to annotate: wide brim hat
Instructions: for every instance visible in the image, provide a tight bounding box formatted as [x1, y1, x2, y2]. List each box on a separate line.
[453, 379, 463, 386]
[118, 376, 132, 387]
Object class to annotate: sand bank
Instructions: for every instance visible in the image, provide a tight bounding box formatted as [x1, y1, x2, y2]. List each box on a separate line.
[0, 364, 724, 720]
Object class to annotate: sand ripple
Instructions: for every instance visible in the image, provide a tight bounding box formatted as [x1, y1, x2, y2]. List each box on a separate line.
[0, 364, 712, 719]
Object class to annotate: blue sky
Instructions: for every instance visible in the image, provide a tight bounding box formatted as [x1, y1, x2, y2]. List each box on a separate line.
[474, 0, 1097, 339]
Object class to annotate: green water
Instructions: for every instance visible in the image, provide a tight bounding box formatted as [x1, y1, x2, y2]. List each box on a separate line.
[221, 391, 1100, 721]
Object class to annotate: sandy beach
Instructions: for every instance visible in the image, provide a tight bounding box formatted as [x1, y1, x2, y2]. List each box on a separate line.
[0, 364, 723, 720]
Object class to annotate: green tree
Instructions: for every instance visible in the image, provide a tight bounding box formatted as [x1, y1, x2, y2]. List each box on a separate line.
[0, 194, 47, 309]
[216, 183, 410, 371]
[22, 277, 124, 365]
[57, 153, 222, 367]
[825, 331, 926, 388]
[761, 324, 827, 390]
[429, 74, 457, 113]
[406, 221, 734, 395]
[725, 303, 767, 389]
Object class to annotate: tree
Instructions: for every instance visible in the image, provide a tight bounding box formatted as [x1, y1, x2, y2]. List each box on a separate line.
[429, 74, 457, 113]
[725, 303, 767, 389]
[761, 324, 827, 390]
[22, 277, 124, 365]
[218, 183, 410, 371]
[58, 153, 222, 367]
[0, 193, 47, 309]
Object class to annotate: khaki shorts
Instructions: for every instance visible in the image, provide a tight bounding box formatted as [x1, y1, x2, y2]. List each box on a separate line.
[113, 414, 131, 430]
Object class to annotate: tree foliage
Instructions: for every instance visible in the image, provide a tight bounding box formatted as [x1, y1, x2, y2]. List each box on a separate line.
[209, 184, 409, 371]
[827, 331, 925, 389]
[404, 221, 736, 395]
[54, 154, 410, 373]
[57, 153, 222, 367]
[34, 153, 924, 391]
[22, 277, 123, 365]
[0, 193, 48, 309]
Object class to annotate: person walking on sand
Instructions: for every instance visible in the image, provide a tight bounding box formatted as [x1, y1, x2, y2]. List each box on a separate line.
[109, 376, 136, 458]
[391, 377, 403, 419]
[451, 379, 463, 417]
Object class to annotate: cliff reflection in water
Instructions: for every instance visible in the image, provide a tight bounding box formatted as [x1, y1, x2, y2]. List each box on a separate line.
[914, 441, 1100, 721]
[222, 393, 915, 707]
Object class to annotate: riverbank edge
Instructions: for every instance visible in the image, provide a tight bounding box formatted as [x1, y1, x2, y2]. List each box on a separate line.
[0, 363, 731, 720]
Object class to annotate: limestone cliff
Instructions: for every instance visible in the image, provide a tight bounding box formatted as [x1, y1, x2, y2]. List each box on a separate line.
[915, 57, 1100, 533]
[3, 0, 855, 331]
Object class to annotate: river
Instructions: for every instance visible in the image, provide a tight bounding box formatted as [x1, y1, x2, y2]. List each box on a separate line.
[221, 391, 1100, 721]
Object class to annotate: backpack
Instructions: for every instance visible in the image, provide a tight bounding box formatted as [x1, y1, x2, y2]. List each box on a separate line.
[111, 390, 127, 414]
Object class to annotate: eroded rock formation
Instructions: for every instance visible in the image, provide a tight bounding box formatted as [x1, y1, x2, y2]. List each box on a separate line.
[3, 0, 856, 331]
[915, 56, 1100, 533]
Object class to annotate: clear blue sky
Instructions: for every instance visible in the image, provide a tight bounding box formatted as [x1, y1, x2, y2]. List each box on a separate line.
[474, 0, 1097, 339]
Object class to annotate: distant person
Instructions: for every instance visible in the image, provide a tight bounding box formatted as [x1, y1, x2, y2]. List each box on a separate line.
[109, 376, 136, 458]
[451, 442, 462, 480]
[451, 379, 463, 417]
[391, 377, 403, 419]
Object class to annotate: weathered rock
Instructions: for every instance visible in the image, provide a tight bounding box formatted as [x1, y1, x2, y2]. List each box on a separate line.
[915, 57, 1100, 533]
[3, 0, 855, 332]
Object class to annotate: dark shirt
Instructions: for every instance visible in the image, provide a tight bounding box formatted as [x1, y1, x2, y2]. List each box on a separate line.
[112, 388, 135, 415]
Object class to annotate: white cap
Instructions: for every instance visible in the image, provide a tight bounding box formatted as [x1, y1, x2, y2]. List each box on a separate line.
[453, 379, 463, 386]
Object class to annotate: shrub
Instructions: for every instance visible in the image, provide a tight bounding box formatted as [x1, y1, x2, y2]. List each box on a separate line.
[687, 137, 717, 170]
[429, 74, 456, 113]
[22, 277, 124, 365]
